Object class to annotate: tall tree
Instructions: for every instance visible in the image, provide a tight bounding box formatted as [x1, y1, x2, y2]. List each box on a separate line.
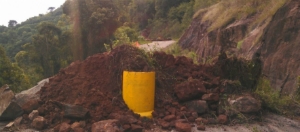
[8, 20, 17, 27]
[48, 7, 56, 12]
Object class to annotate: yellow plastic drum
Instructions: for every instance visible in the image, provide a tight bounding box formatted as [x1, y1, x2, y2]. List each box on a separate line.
[122, 71, 155, 118]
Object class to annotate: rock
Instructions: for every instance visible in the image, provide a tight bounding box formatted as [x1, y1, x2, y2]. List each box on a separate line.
[61, 103, 88, 119]
[122, 124, 131, 131]
[91, 119, 119, 132]
[71, 122, 81, 129]
[184, 100, 208, 114]
[175, 121, 191, 132]
[160, 121, 170, 129]
[202, 93, 219, 102]
[174, 79, 206, 101]
[13, 116, 23, 127]
[15, 79, 48, 110]
[229, 95, 261, 113]
[31, 116, 45, 130]
[197, 124, 206, 131]
[0, 87, 23, 121]
[218, 115, 228, 124]
[195, 117, 209, 124]
[131, 124, 143, 132]
[22, 99, 40, 114]
[28, 110, 39, 120]
[163, 115, 176, 122]
[59, 122, 71, 132]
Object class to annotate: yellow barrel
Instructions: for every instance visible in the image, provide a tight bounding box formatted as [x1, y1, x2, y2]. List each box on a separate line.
[122, 71, 155, 118]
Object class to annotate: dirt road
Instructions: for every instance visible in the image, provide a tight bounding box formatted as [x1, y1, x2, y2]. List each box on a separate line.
[139, 40, 176, 51]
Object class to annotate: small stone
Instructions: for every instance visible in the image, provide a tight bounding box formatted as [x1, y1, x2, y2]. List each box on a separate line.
[195, 117, 209, 125]
[71, 122, 81, 129]
[218, 115, 228, 124]
[131, 124, 143, 132]
[191, 112, 198, 118]
[122, 124, 131, 131]
[59, 122, 71, 132]
[31, 116, 45, 130]
[202, 93, 219, 102]
[188, 117, 195, 122]
[197, 124, 206, 131]
[160, 121, 170, 129]
[168, 107, 176, 115]
[175, 121, 191, 132]
[28, 110, 39, 120]
[164, 115, 176, 122]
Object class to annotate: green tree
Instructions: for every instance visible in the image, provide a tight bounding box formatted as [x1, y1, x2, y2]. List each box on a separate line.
[0, 46, 30, 92]
[8, 20, 18, 27]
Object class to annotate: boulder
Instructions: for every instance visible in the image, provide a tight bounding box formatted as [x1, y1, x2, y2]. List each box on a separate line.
[184, 100, 208, 114]
[31, 116, 45, 130]
[0, 86, 23, 121]
[91, 119, 119, 132]
[15, 79, 48, 104]
[228, 95, 261, 113]
[174, 79, 206, 101]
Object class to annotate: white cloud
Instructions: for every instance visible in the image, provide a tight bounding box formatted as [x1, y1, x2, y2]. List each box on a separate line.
[0, 0, 65, 26]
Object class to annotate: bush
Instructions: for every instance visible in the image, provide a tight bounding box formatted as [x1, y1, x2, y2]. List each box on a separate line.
[255, 77, 292, 114]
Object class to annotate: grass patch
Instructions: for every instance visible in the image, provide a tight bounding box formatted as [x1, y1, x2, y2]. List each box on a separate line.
[194, 0, 288, 32]
[255, 77, 295, 114]
[237, 40, 244, 49]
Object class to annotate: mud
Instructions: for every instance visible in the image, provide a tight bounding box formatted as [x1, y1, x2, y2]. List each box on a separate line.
[30, 45, 222, 131]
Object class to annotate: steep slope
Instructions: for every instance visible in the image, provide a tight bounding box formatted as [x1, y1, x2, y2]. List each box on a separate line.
[179, 0, 300, 94]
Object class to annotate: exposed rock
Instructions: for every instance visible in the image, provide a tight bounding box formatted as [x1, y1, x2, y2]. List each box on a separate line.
[174, 79, 206, 101]
[130, 124, 143, 132]
[59, 122, 71, 132]
[71, 122, 81, 129]
[184, 100, 208, 114]
[91, 119, 119, 132]
[13, 117, 23, 127]
[21, 99, 40, 114]
[229, 95, 261, 113]
[218, 115, 228, 124]
[15, 79, 48, 109]
[61, 103, 88, 119]
[175, 120, 191, 132]
[202, 93, 219, 102]
[31, 116, 45, 130]
[0, 86, 23, 121]
[28, 110, 39, 121]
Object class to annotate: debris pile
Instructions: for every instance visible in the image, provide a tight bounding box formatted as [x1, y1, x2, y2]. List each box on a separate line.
[3, 45, 261, 131]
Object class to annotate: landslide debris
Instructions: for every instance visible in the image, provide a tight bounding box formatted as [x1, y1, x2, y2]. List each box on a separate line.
[16, 45, 259, 131]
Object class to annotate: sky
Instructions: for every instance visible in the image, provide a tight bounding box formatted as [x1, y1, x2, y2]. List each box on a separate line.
[0, 0, 66, 26]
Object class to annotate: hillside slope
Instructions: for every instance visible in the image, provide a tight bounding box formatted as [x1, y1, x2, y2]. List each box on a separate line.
[179, 0, 300, 94]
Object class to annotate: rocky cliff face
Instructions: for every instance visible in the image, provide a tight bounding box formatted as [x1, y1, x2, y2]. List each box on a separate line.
[179, 0, 300, 94]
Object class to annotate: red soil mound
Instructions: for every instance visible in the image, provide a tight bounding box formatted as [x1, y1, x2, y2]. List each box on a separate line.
[38, 45, 220, 130]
